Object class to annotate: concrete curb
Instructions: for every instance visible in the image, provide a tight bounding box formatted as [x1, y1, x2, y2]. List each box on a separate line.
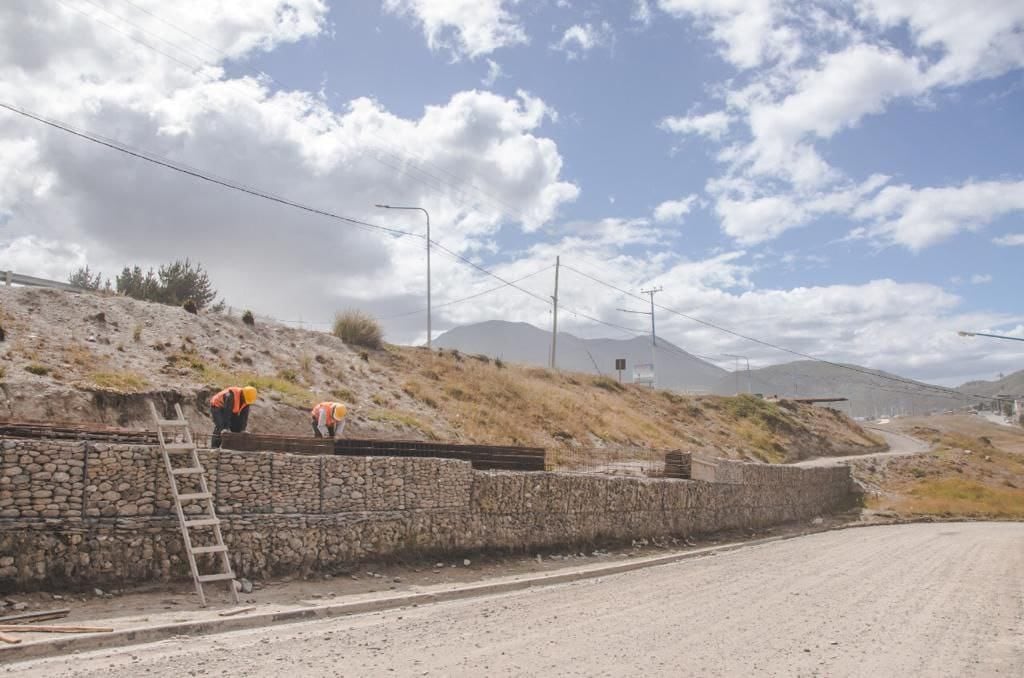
[2, 530, 819, 664]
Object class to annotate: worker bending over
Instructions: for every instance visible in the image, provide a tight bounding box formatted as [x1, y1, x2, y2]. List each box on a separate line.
[311, 401, 348, 438]
[210, 386, 257, 447]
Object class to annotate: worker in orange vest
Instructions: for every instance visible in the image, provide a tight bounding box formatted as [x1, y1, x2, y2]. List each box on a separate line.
[210, 386, 258, 447]
[311, 401, 347, 438]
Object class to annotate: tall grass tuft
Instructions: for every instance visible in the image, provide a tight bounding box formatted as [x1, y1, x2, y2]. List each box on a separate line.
[333, 310, 383, 349]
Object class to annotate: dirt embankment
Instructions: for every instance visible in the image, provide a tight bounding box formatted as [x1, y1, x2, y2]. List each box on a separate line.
[0, 286, 883, 462]
[852, 415, 1024, 519]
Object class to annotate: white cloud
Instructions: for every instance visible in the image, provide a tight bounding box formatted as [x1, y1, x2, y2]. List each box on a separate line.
[853, 180, 1024, 250]
[382, 0, 527, 59]
[714, 174, 889, 245]
[656, 0, 798, 69]
[553, 22, 613, 59]
[970, 274, 993, 285]
[660, 111, 731, 141]
[856, 0, 1024, 85]
[631, 1, 653, 27]
[993, 233, 1024, 247]
[482, 58, 503, 86]
[653, 194, 698, 223]
[0, 1, 578, 340]
[0, 236, 87, 280]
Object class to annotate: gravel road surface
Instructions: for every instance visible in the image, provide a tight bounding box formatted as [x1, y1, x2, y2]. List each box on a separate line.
[9, 523, 1023, 677]
[796, 426, 930, 467]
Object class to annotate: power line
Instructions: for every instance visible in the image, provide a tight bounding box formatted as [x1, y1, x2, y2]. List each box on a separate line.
[73, 0, 537, 228]
[380, 264, 554, 319]
[0, 101, 420, 239]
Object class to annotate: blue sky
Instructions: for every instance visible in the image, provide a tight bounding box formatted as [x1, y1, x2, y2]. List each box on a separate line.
[1, 0, 1023, 384]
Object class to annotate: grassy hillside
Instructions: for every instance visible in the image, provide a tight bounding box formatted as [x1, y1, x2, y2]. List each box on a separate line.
[0, 286, 883, 463]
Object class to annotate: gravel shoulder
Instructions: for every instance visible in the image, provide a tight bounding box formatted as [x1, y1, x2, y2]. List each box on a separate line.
[9, 522, 1023, 677]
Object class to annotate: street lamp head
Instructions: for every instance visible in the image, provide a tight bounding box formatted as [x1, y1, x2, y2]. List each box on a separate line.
[958, 331, 975, 337]
[374, 204, 391, 209]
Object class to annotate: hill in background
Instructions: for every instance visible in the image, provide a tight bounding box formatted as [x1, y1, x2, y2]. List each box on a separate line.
[434, 320, 727, 391]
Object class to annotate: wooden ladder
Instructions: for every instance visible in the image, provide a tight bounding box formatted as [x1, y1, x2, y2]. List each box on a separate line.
[149, 401, 238, 607]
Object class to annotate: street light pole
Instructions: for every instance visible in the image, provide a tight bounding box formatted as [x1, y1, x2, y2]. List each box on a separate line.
[376, 204, 431, 349]
[958, 331, 1024, 343]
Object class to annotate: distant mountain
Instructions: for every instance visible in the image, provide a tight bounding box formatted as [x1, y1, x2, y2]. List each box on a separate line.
[433, 320, 727, 391]
[710, 360, 980, 418]
[957, 369, 1024, 398]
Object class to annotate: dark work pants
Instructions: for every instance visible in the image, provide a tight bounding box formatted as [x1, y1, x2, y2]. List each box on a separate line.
[211, 407, 245, 447]
[311, 421, 336, 438]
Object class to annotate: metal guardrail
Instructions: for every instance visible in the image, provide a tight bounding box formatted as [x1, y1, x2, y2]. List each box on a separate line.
[1, 270, 85, 293]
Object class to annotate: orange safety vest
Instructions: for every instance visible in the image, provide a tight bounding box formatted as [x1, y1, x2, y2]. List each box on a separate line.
[311, 401, 341, 426]
[211, 387, 247, 415]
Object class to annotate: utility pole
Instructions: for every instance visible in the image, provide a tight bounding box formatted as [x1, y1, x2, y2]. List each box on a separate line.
[723, 354, 751, 394]
[550, 256, 560, 369]
[642, 287, 662, 388]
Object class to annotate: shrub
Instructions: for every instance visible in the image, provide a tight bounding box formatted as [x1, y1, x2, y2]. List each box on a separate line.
[241, 310, 255, 326]
[132, 324, 142, 342]
[495, 357, 505, 369]
[331, 387, 354, 401]
[277, 368, 299, 383]
[593, 375, 624, 392]
[25, 363, 50, 376]
[182, 299, 198, 315]
[333, 310, 382, 349]
[68, 265, 106, 291]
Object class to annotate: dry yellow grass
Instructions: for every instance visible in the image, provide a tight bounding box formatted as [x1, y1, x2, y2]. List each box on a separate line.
[870, 478, 1024, 518]
[380, 348, 881, 460]
[86, 370, 149, 392]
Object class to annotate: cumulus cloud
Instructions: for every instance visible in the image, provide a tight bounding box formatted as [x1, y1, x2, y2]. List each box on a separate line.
[481, 58, 503, 86]
[660, 111, 731, 141]
[658, 1, 1024, 246]
[382, 0, 527, 59]
[852, 180, 1024, 250]
[970, 274, 992, 285]
[713, 174, 889, 245]
[656, 0, 798, 69]
[0, 0, 578, 341]
[552, 22, 613, 59]
[653, 195, 698, 223]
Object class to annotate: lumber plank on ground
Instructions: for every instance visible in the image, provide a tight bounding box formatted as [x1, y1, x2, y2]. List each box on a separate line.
[0, 625, 113, 634]
[218, 606, 256, 617]
[0, 608, 70, 625]
[0, 632, 21, 644]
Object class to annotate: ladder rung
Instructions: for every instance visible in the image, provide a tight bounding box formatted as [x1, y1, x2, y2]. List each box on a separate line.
[171, 466, 204, 475]
[191, 545, 228, 555]
[184, 518, 220, 528]
[157, 418, 190, 427]
[197, 573, 236, 583]
[163, 443, 195, 453]
[178, 492, 213, 502]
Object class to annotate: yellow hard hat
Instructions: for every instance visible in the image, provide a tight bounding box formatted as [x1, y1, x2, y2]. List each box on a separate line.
[242, 386, 258, 404]
[332, 403, 347, 420]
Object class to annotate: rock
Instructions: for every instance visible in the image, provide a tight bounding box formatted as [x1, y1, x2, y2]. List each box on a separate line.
[12, 602, 28, 611]
[393, 577, 401, 583]
[462, 559, 471, 567]
[240, 579, 254, 594]
[434, 563, 444, 569]
[812, 517, 824, 525]
[94, 588, 104, 597]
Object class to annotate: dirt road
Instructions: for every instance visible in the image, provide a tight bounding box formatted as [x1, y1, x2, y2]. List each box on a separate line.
[795, 425, 929, 467]
[9, 523, 1023, 677]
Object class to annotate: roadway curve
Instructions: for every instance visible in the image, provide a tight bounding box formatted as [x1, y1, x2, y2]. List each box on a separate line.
[10, 523, 1023, 677]
[795, 425, 929, 467]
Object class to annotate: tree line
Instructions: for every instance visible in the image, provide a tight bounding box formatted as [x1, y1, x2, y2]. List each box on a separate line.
[68, 259, 220, 310]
